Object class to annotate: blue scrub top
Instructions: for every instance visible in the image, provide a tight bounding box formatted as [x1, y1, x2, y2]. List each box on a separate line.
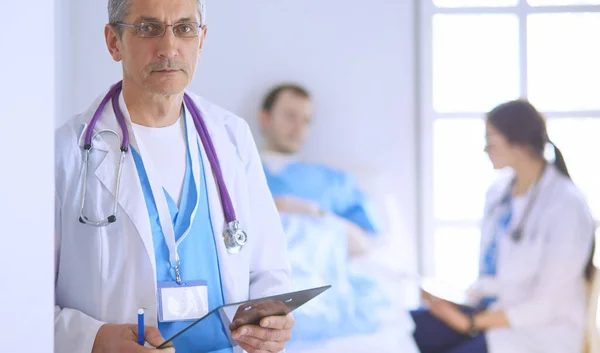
[479, 197, 513, 308]
[131, 117, 233, 353]
[263, 161, 380, 234]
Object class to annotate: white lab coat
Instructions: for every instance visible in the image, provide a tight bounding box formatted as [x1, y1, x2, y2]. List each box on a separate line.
[54, 86, 292, 353]
[471, 164, 594, 353]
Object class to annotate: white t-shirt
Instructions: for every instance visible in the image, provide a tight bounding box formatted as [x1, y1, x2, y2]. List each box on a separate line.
[260, 150, 298, 174]
[132, 116, 187, 206]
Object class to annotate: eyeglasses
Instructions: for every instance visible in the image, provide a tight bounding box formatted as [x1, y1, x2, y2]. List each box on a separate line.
[115, 21, 202, 38]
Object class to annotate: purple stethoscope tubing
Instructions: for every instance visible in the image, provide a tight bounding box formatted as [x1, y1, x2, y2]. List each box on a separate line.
[79, 81, 247, 253]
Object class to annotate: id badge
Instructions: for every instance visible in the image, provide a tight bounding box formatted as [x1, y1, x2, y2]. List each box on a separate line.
[157, 281, 209, 323]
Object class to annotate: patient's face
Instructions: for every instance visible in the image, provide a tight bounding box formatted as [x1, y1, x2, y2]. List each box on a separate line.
[262, 90, 313, 154]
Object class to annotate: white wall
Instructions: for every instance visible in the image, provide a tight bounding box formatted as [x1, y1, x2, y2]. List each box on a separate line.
[55, 0, 74, 122]
[56, 0, 418, 273]
[0, 1, 56, 352]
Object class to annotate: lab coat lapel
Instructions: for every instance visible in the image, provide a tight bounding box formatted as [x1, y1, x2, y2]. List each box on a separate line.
[188, 95, 242, 304]
[77, 89, 156, 274]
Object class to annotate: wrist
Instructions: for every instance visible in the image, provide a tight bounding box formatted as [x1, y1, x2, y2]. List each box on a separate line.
[92, 324, 107, 353]
[457, 313, 470, 333]
[465, 313, 480, 337]
[92, 323, 114, 352]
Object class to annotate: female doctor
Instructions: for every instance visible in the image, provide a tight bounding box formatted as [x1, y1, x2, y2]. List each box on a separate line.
[411, 99, 596, 353]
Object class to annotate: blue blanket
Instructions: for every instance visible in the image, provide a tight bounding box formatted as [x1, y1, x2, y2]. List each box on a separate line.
[281, 213, 391, 342]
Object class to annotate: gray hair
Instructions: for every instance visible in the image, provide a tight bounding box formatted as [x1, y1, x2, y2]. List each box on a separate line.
[108, 0, 205, 35]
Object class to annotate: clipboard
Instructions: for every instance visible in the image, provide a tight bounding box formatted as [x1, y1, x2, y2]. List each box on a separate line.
[156, 285, 331, 350]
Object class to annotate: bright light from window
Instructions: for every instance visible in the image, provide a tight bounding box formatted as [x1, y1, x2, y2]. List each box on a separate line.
[528, 0, 600, 5]
[546, 118, 600, 219]
[433, 118, 498, 221]
[432, 14, 520, 113]
[434, 226, 481, 290]
[424, 1, 600, 290]
[527, 13, 600, 111]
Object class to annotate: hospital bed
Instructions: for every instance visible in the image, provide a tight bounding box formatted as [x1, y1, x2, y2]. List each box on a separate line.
[282, 220, 420, 353]
[277, 172, 421, 353]
[286, 327, 419, 353]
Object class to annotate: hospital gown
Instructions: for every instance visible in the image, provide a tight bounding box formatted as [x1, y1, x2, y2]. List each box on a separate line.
[263, 160, 381, 233]
[262, 159, 390, 341]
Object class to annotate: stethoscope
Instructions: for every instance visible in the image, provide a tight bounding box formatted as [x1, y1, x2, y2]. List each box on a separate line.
[78, 80, 248, 254]
[490, 164, 547, 243]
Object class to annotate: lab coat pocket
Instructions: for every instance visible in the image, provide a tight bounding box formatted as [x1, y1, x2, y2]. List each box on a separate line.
[500, 231, 544, 282]
[58, 209, 105, 308]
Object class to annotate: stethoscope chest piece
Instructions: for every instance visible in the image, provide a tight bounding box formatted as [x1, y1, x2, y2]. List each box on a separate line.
[224, 220, 247, 254]
[79, 81, 250, 253]
[510, 228, 524, 243]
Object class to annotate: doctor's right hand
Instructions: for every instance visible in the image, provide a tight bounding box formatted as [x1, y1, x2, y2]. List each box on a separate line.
[92, 324, 175, 353]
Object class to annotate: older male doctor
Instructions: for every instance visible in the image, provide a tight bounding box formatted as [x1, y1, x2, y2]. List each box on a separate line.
[54, 1, 293, 352]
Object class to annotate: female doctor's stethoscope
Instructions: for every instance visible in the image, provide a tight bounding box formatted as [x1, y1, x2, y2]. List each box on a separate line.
[78, 80, 248, 254]
[489, 163, 547, 243]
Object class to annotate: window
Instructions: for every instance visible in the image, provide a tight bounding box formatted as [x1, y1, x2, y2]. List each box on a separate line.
[419, 1, 600, 290]
[527, 13, 600, 111]
[433, 119, 496, 221]
[432, 14, 520, 113]
[546, 119, 600, 218]
[528, 0, 600, 5]
[433, 226, 482, 290]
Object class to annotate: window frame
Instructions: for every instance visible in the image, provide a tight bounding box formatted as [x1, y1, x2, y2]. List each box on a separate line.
[417, 0, 600, 277]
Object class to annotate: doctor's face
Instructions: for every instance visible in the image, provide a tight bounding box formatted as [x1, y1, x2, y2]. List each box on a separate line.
[485, 122, 516, 169]
[260, 90, 313, 154]
[105, 0, 206, 96]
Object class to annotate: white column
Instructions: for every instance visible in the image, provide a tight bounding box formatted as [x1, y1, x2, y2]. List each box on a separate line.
[0, 0, 56, 352]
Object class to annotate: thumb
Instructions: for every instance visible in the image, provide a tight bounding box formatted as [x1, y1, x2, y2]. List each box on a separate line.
[144, 326, 175, 351]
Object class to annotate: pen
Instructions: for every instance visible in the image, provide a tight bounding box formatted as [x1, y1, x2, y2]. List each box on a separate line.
[138, 308, 144, 346]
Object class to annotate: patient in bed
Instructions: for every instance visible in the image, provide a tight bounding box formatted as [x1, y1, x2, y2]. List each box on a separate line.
[258, 83, 381, 256]
[257, 83, 391, 342]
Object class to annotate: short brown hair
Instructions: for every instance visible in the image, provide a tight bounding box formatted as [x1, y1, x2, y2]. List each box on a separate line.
[261, 83, 311, 112]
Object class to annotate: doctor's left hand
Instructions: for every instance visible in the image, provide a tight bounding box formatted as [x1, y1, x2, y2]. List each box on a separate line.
[231, 314, 295, 353]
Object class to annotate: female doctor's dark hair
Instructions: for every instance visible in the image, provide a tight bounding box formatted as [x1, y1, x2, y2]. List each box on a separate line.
[487, 99, 596, 282]
[487, 99, 569, 178]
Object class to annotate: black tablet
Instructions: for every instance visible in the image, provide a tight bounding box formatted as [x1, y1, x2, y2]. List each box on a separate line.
[156, 285, 331, 350]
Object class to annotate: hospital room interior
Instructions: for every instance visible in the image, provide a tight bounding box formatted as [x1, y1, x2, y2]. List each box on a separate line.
[7, 0, 600, 352]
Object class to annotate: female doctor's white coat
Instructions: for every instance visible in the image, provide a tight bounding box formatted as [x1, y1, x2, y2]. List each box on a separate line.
[53, 87, 292, 353]
[472, 164, 595, 353]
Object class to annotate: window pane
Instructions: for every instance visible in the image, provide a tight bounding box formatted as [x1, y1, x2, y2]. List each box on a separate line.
[434, 226, 481, 291]
[546, 118, 600, 219]
[434, 0, 518, 7]
[433, 118, 498, 221]
[527, 13, 600, 111]
[432, 14, 520, 113]
[528, 0, 600, 5]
